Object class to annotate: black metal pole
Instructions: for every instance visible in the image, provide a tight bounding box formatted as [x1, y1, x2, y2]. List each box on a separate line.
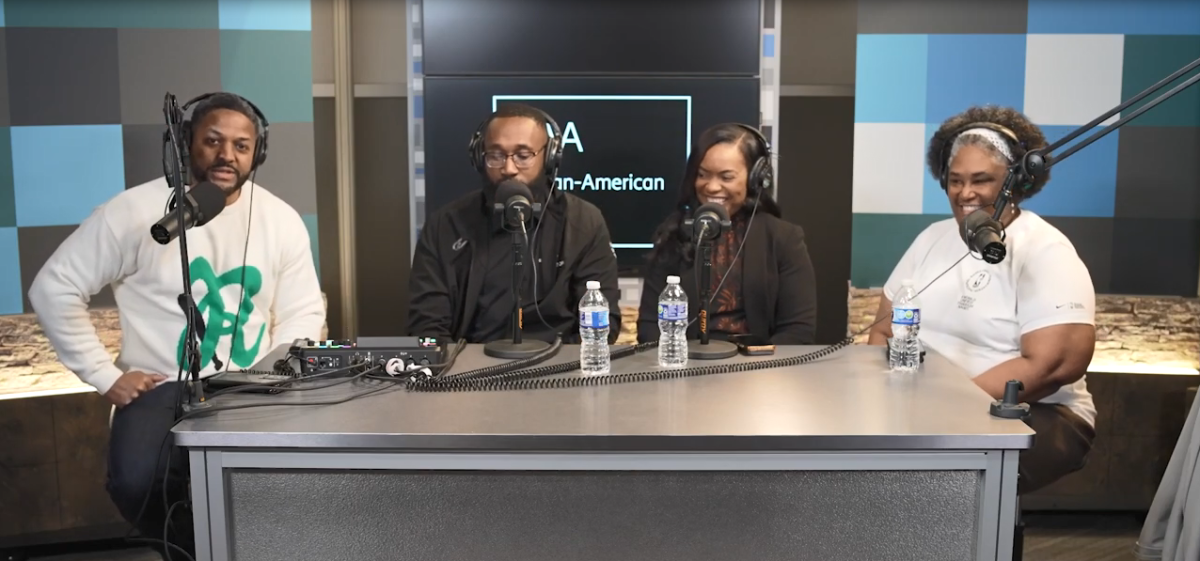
[1043, 69, 1200, 172]
[993, 55, 1200, 221]
[698, 241, 713, 346]
[1041, 55, 1200, 157]
[163, 93, 208, 411]
[511, 228, 523, 345]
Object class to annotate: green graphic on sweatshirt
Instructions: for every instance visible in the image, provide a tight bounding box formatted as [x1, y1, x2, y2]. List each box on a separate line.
[176, 256, 266, 370]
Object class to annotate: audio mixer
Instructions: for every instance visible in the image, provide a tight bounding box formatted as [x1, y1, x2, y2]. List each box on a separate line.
[292, 336, 446, 375]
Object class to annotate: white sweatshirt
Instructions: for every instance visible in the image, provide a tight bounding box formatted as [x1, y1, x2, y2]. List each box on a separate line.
[28, 177, 326, 395]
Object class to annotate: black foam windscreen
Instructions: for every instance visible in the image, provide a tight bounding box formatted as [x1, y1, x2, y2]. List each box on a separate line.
[189, 181, 228, 226]
[495, 179, 533, 206]
[494, 179, 536, 226]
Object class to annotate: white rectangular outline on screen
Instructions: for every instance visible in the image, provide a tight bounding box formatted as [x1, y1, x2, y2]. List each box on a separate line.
[492, 94, 693, 250]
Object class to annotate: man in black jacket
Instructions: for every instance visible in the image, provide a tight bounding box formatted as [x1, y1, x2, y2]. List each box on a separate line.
[408, 103, 621, 344]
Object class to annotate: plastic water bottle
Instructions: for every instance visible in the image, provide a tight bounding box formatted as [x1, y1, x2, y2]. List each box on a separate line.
[657, 275, 688, 367]
[889, 279, 921, 373]
[579, 280, 611, 375]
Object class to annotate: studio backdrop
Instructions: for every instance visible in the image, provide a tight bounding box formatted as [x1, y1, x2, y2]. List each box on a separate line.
[413, 0, 765, 272]
[852, 0, 1200, 296]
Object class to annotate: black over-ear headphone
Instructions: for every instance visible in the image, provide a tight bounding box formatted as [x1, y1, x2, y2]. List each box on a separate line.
[178, 92, 271, 175]
[467, 105, 564, 186]
[730, 123, 774, 196]
[678, 123, 775, 218]
[937, 121, 1025, 191]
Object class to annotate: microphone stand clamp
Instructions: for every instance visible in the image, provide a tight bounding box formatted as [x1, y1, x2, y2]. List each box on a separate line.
[990, 380, 1031, 420]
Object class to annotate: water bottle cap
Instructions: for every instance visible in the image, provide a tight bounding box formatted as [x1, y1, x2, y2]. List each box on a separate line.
[586, 280, 600, 290]
[902, 279, 915, 287]
[666, 275, 680, 284]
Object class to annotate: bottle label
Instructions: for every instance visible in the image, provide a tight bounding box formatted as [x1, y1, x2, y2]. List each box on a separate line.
[658, 302, 687, 321]
[892, 307, 920, 326]
[580, 310, 609, 329]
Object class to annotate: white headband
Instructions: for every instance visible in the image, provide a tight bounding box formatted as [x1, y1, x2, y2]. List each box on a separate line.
[949, 127, 1015, 164]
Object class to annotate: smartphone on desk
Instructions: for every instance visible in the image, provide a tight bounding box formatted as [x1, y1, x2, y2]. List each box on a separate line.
[730, 335, 775, 356]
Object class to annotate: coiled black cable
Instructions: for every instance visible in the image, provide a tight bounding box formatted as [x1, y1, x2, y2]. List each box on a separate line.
[436, 336, 565, 381]
[411, 340, 659, 391]
[407, 250, 975, 393]
[407, 338, 850, 392]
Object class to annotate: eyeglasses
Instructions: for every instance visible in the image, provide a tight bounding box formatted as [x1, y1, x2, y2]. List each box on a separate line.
[483, 147, 544, 169]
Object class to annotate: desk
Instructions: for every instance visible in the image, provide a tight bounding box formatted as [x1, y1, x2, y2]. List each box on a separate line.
[174, 344, 1032, 561]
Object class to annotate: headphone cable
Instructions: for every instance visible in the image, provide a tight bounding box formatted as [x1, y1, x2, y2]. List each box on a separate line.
[683, 128, 768, 327]
[408, 250, 973, 393]
[526, 179, 556, 332]
[224, 168, 257, 372]
[685, 181, 761, 329]
[148, 170, 256, 558]
[128, 96, 267, 557]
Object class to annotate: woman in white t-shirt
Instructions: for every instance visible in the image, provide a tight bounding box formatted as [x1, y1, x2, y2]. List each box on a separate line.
[867, 105, 1097, 494]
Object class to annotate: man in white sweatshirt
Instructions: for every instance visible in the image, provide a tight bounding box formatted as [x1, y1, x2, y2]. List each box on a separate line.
[28, 92, 326, 556]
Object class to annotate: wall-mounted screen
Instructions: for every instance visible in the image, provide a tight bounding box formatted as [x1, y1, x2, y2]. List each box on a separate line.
[422, 76, 760, 270]
[421, 0, 761, 76]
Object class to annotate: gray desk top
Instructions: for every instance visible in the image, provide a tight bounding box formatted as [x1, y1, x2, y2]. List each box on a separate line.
[173, 344, 1034, 451]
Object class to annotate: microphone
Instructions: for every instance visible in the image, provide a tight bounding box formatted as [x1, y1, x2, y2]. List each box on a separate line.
[482, 178, 551, 360]
[493, 179, 541, 228]
[683, 202, 732, 242]
[151, 182, 227, 245]
[683, 201, 738, 360]
[960, 209, 1006, 264]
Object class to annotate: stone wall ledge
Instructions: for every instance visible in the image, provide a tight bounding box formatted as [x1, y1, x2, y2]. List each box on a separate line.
[4, 292, 1196, 397]
[849, 288, 1199, 372]
[0, 309, 121, 397]
[2, 293, 329, 397]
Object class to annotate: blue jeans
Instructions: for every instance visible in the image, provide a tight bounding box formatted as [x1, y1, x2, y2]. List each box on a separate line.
[106, 382, 195, 558]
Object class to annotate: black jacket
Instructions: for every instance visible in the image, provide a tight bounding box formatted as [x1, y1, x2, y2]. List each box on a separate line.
[637, 213, 817, 345]
[407, 189, 622, 344]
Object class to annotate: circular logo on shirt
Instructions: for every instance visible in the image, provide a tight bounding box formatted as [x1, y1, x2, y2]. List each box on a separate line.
[966, 270, 991, 292]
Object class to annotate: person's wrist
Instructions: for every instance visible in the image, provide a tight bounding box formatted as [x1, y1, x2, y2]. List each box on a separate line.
[89, 364, 126, 396]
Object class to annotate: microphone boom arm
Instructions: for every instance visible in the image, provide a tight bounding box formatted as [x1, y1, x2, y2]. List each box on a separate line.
[992, 55, 1200, 222]
[163, 92, 210, 412]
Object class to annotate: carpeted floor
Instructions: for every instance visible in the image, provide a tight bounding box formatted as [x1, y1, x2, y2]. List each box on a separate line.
[1022, 512, 1143, 561]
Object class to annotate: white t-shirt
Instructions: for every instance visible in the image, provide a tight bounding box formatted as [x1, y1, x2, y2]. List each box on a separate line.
[883, 210, 1097, 427]
[28, 177, 326, 395]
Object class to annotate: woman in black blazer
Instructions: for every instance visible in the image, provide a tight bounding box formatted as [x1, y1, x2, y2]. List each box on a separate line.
[637, 123, 818, 345]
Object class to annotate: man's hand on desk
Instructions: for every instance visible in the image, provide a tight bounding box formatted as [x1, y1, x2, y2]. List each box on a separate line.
[105, 371, 168, 407]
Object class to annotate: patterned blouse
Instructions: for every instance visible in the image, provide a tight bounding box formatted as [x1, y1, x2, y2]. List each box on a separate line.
[707, 212, 749, 336]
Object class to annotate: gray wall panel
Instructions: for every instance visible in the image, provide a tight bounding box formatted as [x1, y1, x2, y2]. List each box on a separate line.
[354, 97, 411, 336]
[780, 0, 856, 87]
[777, 96, 855, 343]
[350, 0, 408, 86]
[312, 98, 343, 338]
[228, 469, 983, 561]
[311, 0, 335, 85]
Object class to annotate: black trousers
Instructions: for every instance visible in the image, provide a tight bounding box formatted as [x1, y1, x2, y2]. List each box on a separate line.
[1018, 402, 1096, 494]
[107, 382, 195, 558]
